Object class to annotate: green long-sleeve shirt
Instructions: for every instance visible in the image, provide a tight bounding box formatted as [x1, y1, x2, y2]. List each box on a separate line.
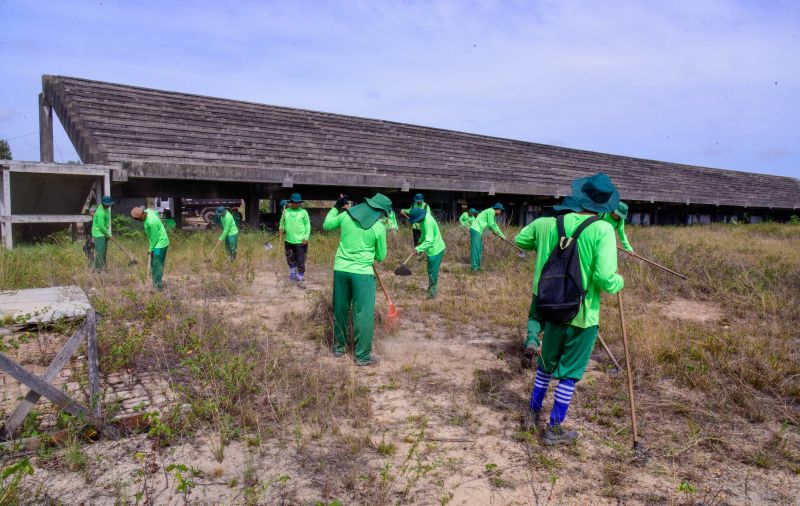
[415, 213, 446, 256]
[515, 213, 624, 328]
[600, 213, 633, 252]
[323, 208, 387, 275]
[384, 210, 399, 230]
[459, 212, 475, 228]
[402, 202, 430, 230]
[91, 205, 111, 238]
[143, 209, 169, 252]
[280, 207, 311, 244]
[470, 208, 505, 239]
[218, 211, 239, 241]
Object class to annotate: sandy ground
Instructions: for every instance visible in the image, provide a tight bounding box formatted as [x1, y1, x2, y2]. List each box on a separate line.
[11, 259, 800, 505]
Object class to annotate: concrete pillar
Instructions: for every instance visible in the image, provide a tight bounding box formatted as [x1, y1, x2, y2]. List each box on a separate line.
[1, 168, 11, 249]
[39, 93, 54, 163]
[173, 197, 183, 229]
[247, 194, 260, 228]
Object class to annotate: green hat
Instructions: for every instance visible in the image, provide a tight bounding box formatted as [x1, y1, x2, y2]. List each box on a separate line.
[615, 201, 629, 220]
[492, 203, 505, 211]
[408, 207, 427, 224]
[289, 193, 303, 203]
[553, 196, 583, 213]
[348, 193, 394, 230]
[278, 199, 288, 208]
[216, 206, 226, 215]
[468, 208, 477, 214]
[365, 193, 393, 215]
[101, 196, 114, 206]
[570, 173, 619, 214]
[414, 193, 425, 203]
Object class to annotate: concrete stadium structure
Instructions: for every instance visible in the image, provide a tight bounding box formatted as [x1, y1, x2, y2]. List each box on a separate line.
[15, 74, 800, 238]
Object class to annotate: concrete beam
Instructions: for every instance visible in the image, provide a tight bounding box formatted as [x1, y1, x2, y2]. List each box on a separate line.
[11, 215, 92, 224]
[2, 160, 115, 177]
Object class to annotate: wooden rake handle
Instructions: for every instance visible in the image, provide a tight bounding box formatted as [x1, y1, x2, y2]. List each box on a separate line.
[618, 246, 687, 280]
[401, 251, 416, 266]
[618, 291, 640, 448]
[207, 240, 221, 261]
[373, 265, 393, 305]
[498, 235, 524, 253]
[110, 239, 136, 260]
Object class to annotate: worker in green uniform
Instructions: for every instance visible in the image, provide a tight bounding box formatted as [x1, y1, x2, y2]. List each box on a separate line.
[520, 196, 583, 369]
[383, 209, 399, 232]
[91, 196, 114, 272]
[323, 193, 392, 366]
[408, 207, 446, 299]
[130, 207, 170, 291]
[469, 203, 506, 272]
[280, 193, 311, 288]
[515, 173, 624, 446]
[401, 193, 430, 247]
[600, 201, 634, 253]
[459, 208, 478, 228]
[216, 206, 239, 261]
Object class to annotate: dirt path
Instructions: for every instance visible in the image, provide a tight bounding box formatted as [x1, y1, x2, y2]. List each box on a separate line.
[21, 261, 800, 504]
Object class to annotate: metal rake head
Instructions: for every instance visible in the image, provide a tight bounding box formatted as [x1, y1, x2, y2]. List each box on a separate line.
[394, 264, 412, 276]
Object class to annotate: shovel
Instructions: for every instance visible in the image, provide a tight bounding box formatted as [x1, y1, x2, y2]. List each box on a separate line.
[110, 239, 139, 265]
[498, 235, 526, 258]
[394, 251, 417, 276]
[374, 265, 399, 330]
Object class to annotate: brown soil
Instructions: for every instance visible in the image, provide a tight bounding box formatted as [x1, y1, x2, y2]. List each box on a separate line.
[16, 265, 800, 505]
[657, 297, 725, 324]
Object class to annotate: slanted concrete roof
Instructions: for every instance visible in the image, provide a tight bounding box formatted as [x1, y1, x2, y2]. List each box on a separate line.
[43, 75, 800, 209]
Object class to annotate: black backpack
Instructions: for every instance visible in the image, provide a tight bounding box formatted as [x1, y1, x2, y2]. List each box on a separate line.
[536, 215, 600, 323]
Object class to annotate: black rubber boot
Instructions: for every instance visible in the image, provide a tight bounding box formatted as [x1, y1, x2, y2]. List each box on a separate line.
[542, 425, 579, 446]
[356, 355, 381, 367]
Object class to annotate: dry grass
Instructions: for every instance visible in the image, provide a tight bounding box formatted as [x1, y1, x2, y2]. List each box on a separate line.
[1, 220, 799, 503]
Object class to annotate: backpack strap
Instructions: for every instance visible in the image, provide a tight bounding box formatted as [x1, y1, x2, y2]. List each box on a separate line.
[570, 215, 600, 240]
[556, 215, 567, 239]
[558, 215, 600, 250]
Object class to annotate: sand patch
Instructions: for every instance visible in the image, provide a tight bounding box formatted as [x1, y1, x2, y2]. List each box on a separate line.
[659, 298, 724, 324]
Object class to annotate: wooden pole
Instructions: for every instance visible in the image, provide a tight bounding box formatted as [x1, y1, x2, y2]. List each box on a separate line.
[3, 320, 88, 437]
[618, 246, 687, 280]
[618, 291, 641, 450]
[596, 332, 623, 373]
[85, 309, 102, 420]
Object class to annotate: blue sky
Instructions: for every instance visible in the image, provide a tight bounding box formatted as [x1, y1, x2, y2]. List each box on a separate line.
[1, 0, 798, 178]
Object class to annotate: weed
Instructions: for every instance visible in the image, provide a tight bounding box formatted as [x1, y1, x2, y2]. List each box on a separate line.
[374, 437, 398, 457]
[165, 463, 197, 498]
[0, 458, 34, 505]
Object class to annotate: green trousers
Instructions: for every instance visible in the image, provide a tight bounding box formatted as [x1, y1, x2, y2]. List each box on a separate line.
[333, 270, 376, 363]
[524, 294, 543, 349]
[427, 250, 444, 297]
[93, 236, 108, 271]
[225, 234, 238, 259]
[150, 247, 168, 291]
[469, 229, 482, 271]
[537, 323, 598, 380]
